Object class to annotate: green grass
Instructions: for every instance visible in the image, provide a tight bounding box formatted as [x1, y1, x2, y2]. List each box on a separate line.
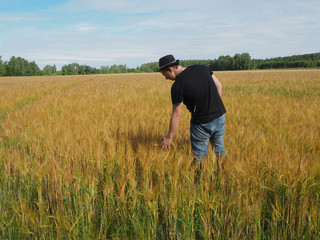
[1, 152, 319, 239]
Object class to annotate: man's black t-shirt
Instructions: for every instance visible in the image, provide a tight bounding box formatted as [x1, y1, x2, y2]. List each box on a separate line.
[171, 65, 226, 124]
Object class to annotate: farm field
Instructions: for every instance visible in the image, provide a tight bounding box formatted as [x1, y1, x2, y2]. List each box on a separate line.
[0, 70, 320, 239]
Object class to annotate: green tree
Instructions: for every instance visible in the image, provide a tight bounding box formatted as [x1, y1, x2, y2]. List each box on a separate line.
[78, 65, 85, 75]
[42, 65, 57, 75]
[139, 62, 158, 72]
[239, 53, 251, 70]
[4, 56, 40, 76]
[28, 61, 40, 75]
[233, 53, 251, 70]
[109, 64, 119, 73]
[0, 56, 5, 76]
[216, 55, 234, 70]
[100, 66, 110, 74]
[233, 54, 241, 70]
[6, 56, 17, 76]
[62, 63, 80, 75]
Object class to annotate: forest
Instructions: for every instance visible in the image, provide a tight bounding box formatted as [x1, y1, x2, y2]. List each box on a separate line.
[0, 52, 319, 76]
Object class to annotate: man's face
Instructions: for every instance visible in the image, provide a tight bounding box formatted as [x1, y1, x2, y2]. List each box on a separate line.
[160, 68, 175, 81]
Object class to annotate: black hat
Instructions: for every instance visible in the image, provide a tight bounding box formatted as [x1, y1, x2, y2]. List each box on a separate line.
[158, 54, 180, 71]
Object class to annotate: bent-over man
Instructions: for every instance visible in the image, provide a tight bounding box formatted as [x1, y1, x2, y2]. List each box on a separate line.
[159, 54, 226, 169]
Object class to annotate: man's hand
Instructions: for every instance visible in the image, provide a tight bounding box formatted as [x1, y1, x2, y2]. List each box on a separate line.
[161, 136, 173, 150]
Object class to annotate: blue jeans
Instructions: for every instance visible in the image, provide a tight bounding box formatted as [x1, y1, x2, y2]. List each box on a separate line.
[190, 114, 226, 164]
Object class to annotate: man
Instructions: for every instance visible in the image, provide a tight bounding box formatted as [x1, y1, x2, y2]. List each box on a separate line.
[159, 54, 226, 168]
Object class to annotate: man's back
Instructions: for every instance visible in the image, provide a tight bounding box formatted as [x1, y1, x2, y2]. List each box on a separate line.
[171, 65, 226, 124]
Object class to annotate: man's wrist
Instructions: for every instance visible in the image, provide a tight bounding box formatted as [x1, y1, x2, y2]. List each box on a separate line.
[166, 135, 173, 141]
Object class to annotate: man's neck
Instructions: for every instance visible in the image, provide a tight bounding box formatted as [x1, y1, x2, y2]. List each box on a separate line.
[175, 66, 186, 77]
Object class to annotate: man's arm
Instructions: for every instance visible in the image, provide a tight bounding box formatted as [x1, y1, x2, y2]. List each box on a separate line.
[161, 102, 183, 150]
[212, 73, 222, 96]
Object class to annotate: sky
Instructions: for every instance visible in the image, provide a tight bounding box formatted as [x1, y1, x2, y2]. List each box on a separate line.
[1, 0, 319, 70]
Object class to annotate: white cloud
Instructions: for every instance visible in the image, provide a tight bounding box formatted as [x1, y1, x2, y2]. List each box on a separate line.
[73, 23, 100, 32]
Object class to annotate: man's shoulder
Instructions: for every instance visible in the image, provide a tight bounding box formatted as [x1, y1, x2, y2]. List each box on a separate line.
[180, 65, 211, 78]
[183, 64, 210, 74]
[188, 64, 208, 69]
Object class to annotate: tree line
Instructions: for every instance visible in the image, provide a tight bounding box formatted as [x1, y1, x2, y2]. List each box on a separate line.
[1, 53, 320, 77]
[141, 52, 320, 72]
[0, 56, 41, 76]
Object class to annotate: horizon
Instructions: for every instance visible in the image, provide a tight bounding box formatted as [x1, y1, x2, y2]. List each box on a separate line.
[1, 51, 320, 71]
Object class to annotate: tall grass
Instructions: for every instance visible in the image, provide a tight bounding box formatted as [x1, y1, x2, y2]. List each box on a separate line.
[0, 70, 319, 239]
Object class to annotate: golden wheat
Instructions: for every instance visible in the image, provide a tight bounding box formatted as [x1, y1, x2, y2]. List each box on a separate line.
[0, 70, 319, 239]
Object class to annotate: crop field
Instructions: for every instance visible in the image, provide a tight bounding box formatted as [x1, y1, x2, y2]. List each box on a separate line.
[0, 70, 320, 239]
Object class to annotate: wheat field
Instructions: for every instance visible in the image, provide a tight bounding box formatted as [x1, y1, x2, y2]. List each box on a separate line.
[0, 70, 319, 239]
